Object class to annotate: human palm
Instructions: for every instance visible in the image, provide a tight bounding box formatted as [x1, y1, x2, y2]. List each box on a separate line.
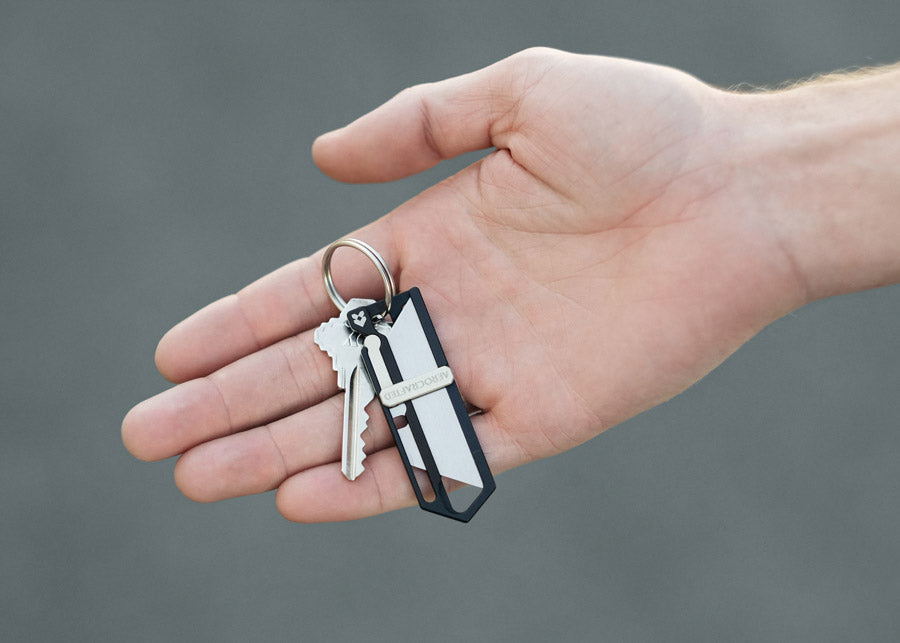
[123, 48, 803, 521]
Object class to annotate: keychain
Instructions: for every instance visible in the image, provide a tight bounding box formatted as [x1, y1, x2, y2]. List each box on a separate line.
[314, 238, 495, 522]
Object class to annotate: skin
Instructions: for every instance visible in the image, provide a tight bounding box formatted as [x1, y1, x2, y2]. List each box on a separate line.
[121, 48, 900, 522]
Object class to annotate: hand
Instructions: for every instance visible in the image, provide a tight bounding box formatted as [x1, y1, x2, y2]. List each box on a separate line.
[123, 48, 893, 522]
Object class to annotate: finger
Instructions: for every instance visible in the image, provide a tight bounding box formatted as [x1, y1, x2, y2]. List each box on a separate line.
[122, 329, 335, 461]
[154, 256, 327, 383]
[275, 448, 418, 522]
[172, 394, 396, 502]
[312, 48, 563, 184]
[172, 394, 342, 502]
[155, 224, 400, 383]
[274, 413, 512, 522]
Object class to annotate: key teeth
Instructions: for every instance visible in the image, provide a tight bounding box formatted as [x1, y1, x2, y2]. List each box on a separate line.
[342, 405, 369, 481]
[355, 407, 368, 478]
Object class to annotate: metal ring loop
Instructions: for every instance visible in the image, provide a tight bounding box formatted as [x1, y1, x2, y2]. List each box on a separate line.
[321, 238, 395, 312]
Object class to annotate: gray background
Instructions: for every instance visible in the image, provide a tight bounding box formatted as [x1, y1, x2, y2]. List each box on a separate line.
[2, 1, 899, 641]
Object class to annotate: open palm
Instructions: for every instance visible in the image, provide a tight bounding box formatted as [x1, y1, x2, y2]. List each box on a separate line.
[123, 48, 804, 521]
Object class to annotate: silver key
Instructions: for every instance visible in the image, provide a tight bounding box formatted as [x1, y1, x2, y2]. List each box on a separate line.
[314, 298, 384, 480]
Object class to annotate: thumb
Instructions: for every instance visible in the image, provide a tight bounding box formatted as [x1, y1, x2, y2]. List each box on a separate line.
[311, 48, 561, 183]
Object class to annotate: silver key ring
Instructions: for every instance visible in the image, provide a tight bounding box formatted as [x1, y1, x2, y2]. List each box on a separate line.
[321, 238, 396, 313]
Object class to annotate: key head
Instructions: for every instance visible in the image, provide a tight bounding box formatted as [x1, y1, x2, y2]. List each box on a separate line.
[314, 298, 376, 389]
[315, 319, 363, 389]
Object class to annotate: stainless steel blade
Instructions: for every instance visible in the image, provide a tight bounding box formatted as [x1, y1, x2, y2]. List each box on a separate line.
[388, 299, 482, 488]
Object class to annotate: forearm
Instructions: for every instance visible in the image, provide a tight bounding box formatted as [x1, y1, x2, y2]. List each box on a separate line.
[727, 64, 900, 303]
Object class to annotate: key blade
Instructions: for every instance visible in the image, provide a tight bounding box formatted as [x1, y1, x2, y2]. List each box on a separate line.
[341, 365, 374, 481]
[341, 366, 364, 480]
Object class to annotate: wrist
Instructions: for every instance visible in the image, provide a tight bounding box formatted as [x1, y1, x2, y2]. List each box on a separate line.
[725, 67, 900, 304]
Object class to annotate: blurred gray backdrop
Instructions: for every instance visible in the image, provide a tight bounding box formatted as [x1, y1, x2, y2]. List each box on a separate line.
[2, 1, 899, 641]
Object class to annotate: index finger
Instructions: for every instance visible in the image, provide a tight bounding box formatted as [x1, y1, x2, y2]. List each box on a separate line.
[155, 226, 400, 383]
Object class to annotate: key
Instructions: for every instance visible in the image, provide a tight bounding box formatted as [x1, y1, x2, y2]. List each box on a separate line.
[314, 298, 385, 480]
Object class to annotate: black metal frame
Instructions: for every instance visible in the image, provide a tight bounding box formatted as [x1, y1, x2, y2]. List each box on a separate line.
[350, 288, 495, 522]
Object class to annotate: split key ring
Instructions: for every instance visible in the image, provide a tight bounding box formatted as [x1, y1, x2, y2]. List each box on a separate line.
[321, 238, 396, 313]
